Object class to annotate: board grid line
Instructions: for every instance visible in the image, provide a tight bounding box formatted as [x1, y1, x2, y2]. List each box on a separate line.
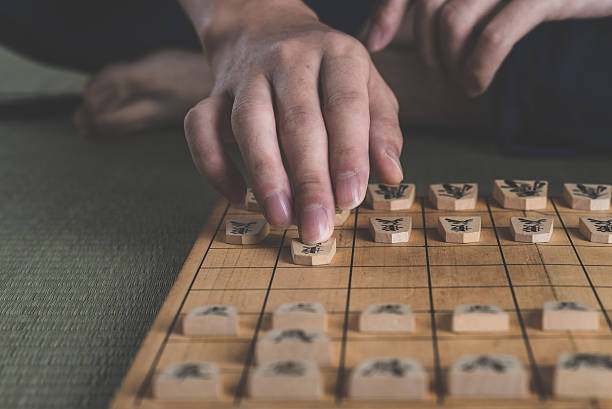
[486, 197, 546, 400]
[233, 229, 288, 404]
[334, 207, 359, 404]
[421, 197, 444, 403]
[134, 202, 230, 405]
[551, 198, 612, 333]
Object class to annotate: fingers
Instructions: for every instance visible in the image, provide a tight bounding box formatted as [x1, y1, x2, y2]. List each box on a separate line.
[463, 0, 551, 95]
[273, 61, 335, 244]
[438, 0, 502, 83]
[230, 78, 294, 227]
[367, 65, 404, 184]
[367, 0, 412, 51]
[184, 94, 246, 204]
[321, 48, 371, 211]
[413, 0, 448, 85]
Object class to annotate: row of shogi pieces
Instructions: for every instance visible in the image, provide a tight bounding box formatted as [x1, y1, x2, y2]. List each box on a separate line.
[226, 180, 612, 266]
[153, 301, 611, 400]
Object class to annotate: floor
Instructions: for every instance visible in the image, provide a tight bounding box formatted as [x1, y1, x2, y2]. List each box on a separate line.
[1, 46, 611, 409]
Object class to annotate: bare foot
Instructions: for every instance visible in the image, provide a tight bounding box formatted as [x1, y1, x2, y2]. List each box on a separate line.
[74, 50, 213, 136]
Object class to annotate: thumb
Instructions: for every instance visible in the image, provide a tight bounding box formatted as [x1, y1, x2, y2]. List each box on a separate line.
[366, 0, 411, 52]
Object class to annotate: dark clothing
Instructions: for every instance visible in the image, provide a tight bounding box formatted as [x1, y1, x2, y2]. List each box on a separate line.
[1, 1, 611, 152]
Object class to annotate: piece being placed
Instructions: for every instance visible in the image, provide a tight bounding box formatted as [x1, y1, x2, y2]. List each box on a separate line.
[369, 216, 412, 243]
[349, 358, 427, 400]
[564, 183, 612, 211]
[554, 352, 612, 398]
[153, 362, 220, 400]
[542, 301, 599, 331]
[452, 304, 509, 333]
[256, 328, 333, 366]
[291, 238, 336, 266]
[429, 183, 478, 210]
[449, 354, 528, 398]
[359, 303, 415, 333]
[249, 359, 323, 400]
[510, 216, 553, 243]
[366, 183, 415, 210]
[183, 305, 238, 336]
[244, 188, 262, 212]
[579, 216, 612, 244]
[335, 208, 351, 226]
[273, 302, 327, 331]
[438, 216, 481, 243]
[493, 179, 548, 210]
[225, 219, 269, 245]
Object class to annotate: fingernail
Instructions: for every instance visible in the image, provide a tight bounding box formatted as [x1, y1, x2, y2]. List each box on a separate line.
[335, 171, 362, 210]
[263, 190, 292, 227]
[300, 203, 331, 244]
[368, 26, 384, 51]
[384, 146, 403, 179]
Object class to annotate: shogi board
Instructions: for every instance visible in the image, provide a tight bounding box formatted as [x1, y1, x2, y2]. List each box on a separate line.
[110, 196, 612, 409]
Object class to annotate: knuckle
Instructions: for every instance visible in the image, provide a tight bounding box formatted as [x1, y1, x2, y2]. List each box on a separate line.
[294, 173, 327, 194]
[440, 3, 466, 36]
[324, 31, 367, 56]
[324, 89, 366, 113]
[480, 26, 506, 51]
[184, 100, 212, 132]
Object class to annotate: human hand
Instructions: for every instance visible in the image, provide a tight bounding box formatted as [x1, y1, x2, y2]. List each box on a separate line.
[183, 0, 404, 244]
[366, 0, 612, 95]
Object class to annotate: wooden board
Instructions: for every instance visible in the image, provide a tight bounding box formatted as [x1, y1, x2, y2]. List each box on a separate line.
[110, 196, 612, 409]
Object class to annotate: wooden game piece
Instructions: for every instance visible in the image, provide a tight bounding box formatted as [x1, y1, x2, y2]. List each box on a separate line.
[153, 362, 220, 400]
[368, 216, 412, 243]
[509, 216, 553, 243]
[579, 216, 612, 244]
[182, 305, 239, 336]
[225, 219, 269, 245]
[437, 216, 481, 243]
[256, 328, 333, 366]
[493, 179, 548, 210]
[366, 183, 415, 210]
[335, 208, 351, 226]
[244, 188, 262, 212]
[542, 301, 599, 331]
[359, 303, 415, 333]
[249, 359, 323, 400]
[449, 354, 528, 398]
[290, 238, 336, 266]
[349, 358, 427, 400]
[452, 304, 509, 333]
[554, 352, 612, 398]
[563, 183, 612, 211]
[429, 183, 478, 210]
[272, 302, 327, 331]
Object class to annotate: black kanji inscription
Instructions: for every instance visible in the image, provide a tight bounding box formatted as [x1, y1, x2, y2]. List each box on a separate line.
[273, 329, 315, 343]
[375, 218, 403, 232]
[588, 218, 612, 233]
[518, 218, 547, 233]
[563, 353, 612, 370]
[175, 364, 211, 379]
[466, 305, 498, 314]
[271, 361, 305, 376]
[502, 180, 545, 197]
[376, 184, 408, 199]
[196, 305, 229, 316]
[372, 304, 404, 315]
[461, 356, 506, 373]
[287, 302, 317, 313]
[301, 244, 322, 255]
[438, 184, 473, 199]
[445, 218, 473, 232]
[551, 302, 589, 311]
[230, 221, 257, 235]
[573, 184, 609, 199]
[362, 359, 412, 377]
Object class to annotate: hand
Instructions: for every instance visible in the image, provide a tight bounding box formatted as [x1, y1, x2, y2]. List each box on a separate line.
[366, 0, 612, 95]
[183, 0, 404, 244]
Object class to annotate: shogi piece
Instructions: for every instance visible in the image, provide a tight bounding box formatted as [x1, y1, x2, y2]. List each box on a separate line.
[225, 219, 269, 245]
[153, 362, 220, 400]
[429, 183, 478, 210]
[249, 359, 323, 399]
[542, 301, 599, 331]
[359, 303, 415, 333]
[366, 183, 415, 210]
[554, 352, 612, 398]
[564, 183, 612, 211]
[452, 304, 509, 333]
[290, 238, 336, 266]
[493, 179, 548, 210]
[335, 208, 351, 226]
[244, 188, 261, 212]
[349, 358, 427, 400]
[579, 216, 612, 244]
[449, 354, 528, 398]
[510, 216, 553, 243]
[272, 302, 327, 331]
[183, 305, 238, 336]
[437, 216, 481, 243]
[369, 216, 412, 243]
[256, 328, 332, 366]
